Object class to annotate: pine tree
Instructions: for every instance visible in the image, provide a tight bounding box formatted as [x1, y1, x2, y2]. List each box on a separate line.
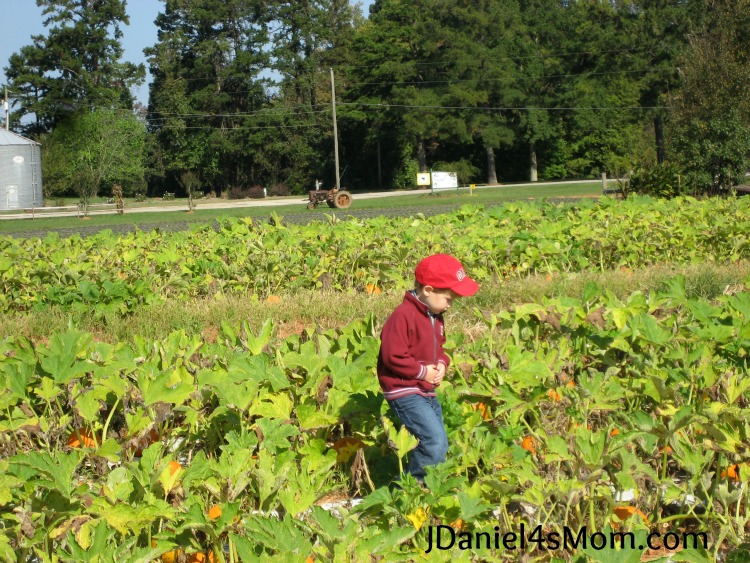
[4, 0, 144, 136]
[146, 0, 271, 194]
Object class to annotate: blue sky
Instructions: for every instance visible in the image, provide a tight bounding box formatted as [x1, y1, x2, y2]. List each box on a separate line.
[0, 0, 374, 105]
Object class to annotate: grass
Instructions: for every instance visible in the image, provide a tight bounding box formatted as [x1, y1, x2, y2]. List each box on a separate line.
[0, 181, 603, 234]
[3, 260, 747, 345]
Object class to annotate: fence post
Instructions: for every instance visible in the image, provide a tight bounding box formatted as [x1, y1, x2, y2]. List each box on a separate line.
[601, 172, 608, 193]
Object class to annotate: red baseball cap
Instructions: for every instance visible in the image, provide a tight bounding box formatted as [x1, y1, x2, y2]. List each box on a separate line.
[415, 254, 479, 296]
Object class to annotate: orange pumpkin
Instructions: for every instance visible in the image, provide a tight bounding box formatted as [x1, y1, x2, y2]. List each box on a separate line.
[365, 283, 381, 295]
[169, 460, 182, 475]
[722, 464, 740, 481]
[207, 504, 222, 519]
[187, 552, 216, 563]
[520, 435, 536, 456]
[546, 389, 562, 402]
[265, 295, 281, 304]
[67, 429, 98, 448]
[609, 428, 620, 437]
[471, 402, 491, 421]
[612, 505, 648, 524]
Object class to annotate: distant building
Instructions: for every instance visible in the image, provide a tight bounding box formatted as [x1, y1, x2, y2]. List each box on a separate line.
[0, 129, 43, 211]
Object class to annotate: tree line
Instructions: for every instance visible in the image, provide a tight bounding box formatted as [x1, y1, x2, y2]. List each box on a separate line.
[4, 0, 750, 201]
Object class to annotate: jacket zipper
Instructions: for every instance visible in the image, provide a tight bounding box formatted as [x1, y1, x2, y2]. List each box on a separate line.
[429, 313, 437, 363]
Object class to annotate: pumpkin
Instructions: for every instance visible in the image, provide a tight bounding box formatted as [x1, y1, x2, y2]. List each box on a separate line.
[721, 464, 740, 481]
[265, 295, 282, 304]
[520, 435, 536, 456]
[207, 504, 222, 520]
[612, 505, 648, 524]
[67, 429, 98, 449]
[365, 283, 381, 295]
[471, 402, 491, 421]
[187, 552, 216, 563]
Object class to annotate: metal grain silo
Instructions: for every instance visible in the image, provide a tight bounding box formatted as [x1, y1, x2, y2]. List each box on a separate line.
[0, 129, 43, 211]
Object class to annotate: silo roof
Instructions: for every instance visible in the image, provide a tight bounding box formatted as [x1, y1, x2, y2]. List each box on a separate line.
[0, 129, 39, 146]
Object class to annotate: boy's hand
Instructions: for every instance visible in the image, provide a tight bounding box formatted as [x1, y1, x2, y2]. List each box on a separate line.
[434, 363, 446, 385]
[424, 364, 446, 386]
[424, 364, 440, 384]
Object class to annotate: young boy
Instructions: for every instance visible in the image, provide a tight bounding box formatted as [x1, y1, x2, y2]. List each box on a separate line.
[377, 254, 479, 481]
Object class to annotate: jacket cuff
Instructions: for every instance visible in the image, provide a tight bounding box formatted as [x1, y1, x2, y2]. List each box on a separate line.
[416, 364, 426, 380]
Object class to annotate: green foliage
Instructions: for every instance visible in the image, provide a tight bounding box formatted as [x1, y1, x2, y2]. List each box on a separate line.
[626, 162, 685, 199]
[391, 144, 420, 189]
[667, 0, 750, 194]
[4, 0, 144, 136]
[432, 160, 481, 185]
[3, 196, 750, 316]
[42, 109, 146, 214]
[671, 110, 750, 195]
[7, 0, 750, 202]
[1, 277, 748, 559]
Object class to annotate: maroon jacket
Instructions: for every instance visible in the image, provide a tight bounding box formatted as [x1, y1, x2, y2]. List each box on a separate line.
[377, 291, 450, 400]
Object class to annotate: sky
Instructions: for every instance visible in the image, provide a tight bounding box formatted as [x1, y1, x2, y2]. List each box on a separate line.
[0, 0, 374, 107]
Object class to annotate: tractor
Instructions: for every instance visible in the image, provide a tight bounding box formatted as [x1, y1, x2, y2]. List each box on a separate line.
[306, 180, 352, 210]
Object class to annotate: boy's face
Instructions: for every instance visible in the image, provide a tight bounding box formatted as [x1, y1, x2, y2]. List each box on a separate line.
[418, 286, 459, 315]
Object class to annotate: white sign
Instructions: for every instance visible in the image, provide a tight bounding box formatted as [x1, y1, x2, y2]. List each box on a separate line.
[416, 172, 431, 186]
[12, 156, 24, 164]
[431, 171, 458, 191]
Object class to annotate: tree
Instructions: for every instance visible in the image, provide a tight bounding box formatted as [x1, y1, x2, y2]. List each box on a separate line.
[268, 0, 360, 191]
[345, 0, 445, 186]
[515, 0, 570, 181]
[43, 109, 146, 216]
[668, 0, 750, 193]
[541, 0, 647, 178]
[4, 0, 144, 136]
[178, 170, 202, 212]
[630, 0, 703, 165]
[146, 0, 274, 194]
[425, 0, 525, 184]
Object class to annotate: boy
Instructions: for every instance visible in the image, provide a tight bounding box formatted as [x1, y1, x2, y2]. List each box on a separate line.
[377, 254, 479, 481]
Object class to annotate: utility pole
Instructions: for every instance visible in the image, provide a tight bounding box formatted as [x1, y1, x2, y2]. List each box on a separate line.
[4, 88, 8, 130]
[330, 68, 341, 191]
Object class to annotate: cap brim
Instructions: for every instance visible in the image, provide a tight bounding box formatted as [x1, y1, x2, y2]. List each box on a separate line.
[451, 277, 479, 297]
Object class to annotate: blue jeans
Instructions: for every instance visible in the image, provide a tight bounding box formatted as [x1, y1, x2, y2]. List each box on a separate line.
[387, 394, 449, 481]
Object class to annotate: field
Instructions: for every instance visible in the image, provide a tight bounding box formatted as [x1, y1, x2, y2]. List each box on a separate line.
[0, 181, 601, 237]
[2, 195, 750, 562]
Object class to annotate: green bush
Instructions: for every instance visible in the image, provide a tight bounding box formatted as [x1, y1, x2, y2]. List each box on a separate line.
[392, 144, 420, 189]
[626, 162, 685, 198]
[432, 159, 481, 184]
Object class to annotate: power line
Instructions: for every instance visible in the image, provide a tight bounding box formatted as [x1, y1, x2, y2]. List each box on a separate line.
[338, 47, 651, 70]
[338, 102, 668, 111]
[344, 68, 672, 88]
[150, 123, 323, 130]
[147, 107, 330, 119]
